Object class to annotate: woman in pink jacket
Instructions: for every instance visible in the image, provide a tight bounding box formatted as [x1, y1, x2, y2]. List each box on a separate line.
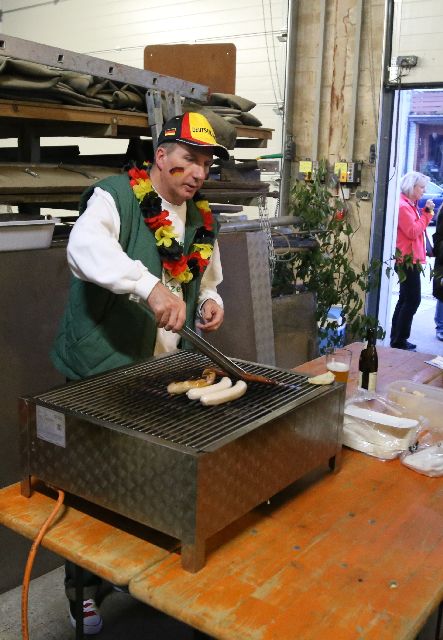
[390, 171, 435, 350]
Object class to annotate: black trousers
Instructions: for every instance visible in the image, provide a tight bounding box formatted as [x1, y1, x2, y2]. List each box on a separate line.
[390, 264, 422, 346]
[65, 560, 102, 602]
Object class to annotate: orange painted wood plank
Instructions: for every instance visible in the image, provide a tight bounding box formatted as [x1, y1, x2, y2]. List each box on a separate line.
[129, 448, 443, 640]
[0, 483, 175, 586]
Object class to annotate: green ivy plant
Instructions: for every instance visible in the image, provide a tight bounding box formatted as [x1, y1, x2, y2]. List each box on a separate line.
[273, 161, 384, 351]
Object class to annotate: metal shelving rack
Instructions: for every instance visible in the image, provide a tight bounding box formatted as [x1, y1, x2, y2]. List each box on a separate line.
[0, 34, 273, 212]
[0, 33, 208, 141]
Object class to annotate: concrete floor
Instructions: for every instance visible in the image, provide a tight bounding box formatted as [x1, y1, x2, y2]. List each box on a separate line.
[389, 259, 443, 357]
[0, 565, 206, 639]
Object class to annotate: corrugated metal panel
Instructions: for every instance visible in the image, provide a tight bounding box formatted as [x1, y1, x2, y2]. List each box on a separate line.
[390, 0, 443, 86]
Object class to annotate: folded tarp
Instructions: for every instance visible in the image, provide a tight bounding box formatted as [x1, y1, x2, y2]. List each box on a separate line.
[0, 58, 144, 110]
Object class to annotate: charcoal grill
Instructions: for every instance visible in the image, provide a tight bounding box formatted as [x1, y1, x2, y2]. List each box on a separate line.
[19, 350, 345, 572]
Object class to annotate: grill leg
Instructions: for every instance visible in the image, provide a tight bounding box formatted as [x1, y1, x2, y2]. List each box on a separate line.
[181, 540, 206, 573]
[20, 476, 32, 497]
[329, 448, 342, 474]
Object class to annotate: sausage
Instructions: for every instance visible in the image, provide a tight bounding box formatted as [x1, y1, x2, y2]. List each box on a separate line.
[200, 380, 248, 406]
[167, 368, 216, 395]
[186, 377, 232, 400]
[210, 367, 281, 387]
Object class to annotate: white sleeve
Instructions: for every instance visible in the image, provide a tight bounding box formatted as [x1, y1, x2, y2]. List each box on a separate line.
[197, 240, 224, 310]
[67, 187, 159, 299]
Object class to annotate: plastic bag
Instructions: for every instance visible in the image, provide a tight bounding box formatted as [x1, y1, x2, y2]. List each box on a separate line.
[400, 427, 443, 476]
[343, 388, 423, 460]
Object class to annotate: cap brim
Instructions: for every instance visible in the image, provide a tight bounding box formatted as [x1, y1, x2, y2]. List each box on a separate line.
[175, 137, 230, 161]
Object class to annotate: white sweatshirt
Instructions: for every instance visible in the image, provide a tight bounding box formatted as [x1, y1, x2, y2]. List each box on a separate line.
[67, 186, 223, 353]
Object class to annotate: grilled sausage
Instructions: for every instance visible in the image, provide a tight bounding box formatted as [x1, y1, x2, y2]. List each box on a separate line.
[200, 380, 247, 405]
[186, 377, 232, 400]
[167, 369, 216, 395]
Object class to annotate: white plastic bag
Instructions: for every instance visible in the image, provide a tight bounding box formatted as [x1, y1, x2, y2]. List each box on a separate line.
[343, 389, 422, 460]
[400, 425, 443, 477]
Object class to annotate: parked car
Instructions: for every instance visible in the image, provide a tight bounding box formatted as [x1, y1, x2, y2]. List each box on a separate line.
[418, 181, 443, 224]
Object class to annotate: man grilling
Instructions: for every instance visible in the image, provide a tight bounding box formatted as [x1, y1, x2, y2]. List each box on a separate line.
[51, 111, 228, 634]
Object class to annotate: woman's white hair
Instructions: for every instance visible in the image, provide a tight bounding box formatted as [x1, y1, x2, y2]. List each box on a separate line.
[400, 171, 430, 198]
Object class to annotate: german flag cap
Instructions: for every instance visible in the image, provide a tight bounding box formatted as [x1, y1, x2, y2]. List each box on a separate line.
[157, 112, 229, 160]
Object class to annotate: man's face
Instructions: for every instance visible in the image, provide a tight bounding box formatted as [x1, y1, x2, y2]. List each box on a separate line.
[155, 143, 214, 205]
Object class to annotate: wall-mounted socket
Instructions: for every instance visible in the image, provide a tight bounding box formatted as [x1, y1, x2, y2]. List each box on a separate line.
[396, 55, 418, 68]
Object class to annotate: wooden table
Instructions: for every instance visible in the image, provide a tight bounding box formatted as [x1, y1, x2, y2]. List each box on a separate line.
[295, 342, 443, 395]
[1, 344, 442, 640]
[0, 482, 177, 588]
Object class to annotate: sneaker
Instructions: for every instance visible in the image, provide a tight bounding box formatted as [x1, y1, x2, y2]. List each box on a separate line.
[69, 598, 103, 635]
[390, 341, 416, 351]
[437, 332, 443, 341]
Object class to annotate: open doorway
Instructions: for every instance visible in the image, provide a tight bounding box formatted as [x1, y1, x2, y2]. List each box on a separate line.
[377, 88, 443, 356]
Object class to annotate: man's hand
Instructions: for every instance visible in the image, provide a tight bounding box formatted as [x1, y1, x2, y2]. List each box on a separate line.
[147, 282, 186, 331]
[196, 299, 224, 332]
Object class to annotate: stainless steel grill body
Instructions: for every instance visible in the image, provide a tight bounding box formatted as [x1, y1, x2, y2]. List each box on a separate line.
[19, 351, 345, 571]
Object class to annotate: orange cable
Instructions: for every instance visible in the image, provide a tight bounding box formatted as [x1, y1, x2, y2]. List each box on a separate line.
[21, 488, 65, 640]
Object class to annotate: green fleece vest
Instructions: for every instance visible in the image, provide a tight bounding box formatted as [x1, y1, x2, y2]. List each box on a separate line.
[51, 174, 217, 380]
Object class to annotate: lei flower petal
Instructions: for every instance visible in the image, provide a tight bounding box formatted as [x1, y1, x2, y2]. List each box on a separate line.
[128, 164, 215, 283]
[195, 199, 214, 230]
[176, 269, 194, 283]
[195, 199, 211, 212]
[192, 243, 213, 260]
[188, 251, 209, 272]
[146, 210, 172, 230]
[128, 167, 148, 181]
[163, 255, 189, 276]
[132, 180, 153, 201]
[155, 226, 178, 247]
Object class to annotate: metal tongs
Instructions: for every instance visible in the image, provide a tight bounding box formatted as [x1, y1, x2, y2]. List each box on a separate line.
[177, 323, 250, 379]
[129, 294, 288, 388]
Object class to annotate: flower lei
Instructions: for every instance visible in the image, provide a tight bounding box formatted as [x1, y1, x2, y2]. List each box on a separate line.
[128, 164, 215, 284]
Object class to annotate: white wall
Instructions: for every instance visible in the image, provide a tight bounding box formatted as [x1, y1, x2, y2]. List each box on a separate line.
[390, 0, 443, 85]
[1, 0, 287, 159]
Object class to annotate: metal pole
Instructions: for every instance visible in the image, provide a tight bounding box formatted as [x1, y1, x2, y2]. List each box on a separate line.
[279, 0, 298, 217]
[365, 0, 396, 319]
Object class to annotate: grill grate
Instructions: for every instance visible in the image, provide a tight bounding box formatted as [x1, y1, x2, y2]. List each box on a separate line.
[33, 351, 329, 451]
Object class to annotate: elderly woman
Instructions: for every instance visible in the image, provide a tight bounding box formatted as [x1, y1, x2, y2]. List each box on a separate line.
[432, 203, 443, 341]
[390, 171, 435, 350]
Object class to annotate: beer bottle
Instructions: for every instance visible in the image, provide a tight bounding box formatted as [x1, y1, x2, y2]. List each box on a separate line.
[359, 328, 378, 391]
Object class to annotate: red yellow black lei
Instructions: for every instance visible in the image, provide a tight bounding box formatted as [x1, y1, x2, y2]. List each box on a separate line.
[128, 164, 215, 284]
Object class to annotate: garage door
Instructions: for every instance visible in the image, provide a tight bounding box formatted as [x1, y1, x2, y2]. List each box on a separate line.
[389, 0, 443, 86]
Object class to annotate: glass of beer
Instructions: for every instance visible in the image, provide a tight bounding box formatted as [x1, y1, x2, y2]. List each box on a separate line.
[325, 347, 352, 383]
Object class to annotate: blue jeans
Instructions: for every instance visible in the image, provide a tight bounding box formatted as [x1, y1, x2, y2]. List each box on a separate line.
[435, 300, 443, 333]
